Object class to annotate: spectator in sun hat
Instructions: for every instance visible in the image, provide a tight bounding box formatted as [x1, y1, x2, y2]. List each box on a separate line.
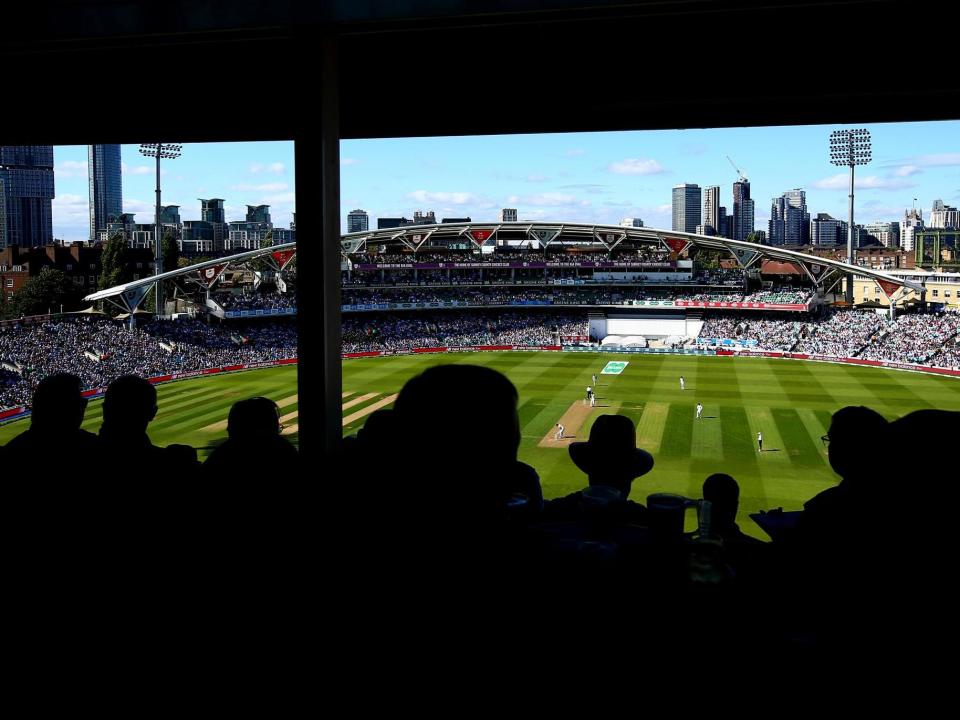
[543, 414, 654, 524]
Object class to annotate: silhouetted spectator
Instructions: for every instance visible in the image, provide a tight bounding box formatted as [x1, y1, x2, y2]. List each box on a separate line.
[392, 364, 523, 519]
[703, 473, 762, 545]
[543, 414, 654, 525]
[796, 405, 890, 542]
[701, 473, 766, 580]
[881, 409, 960, 657]
[3, 373, 100, 473]
[98, 375, 198, 478]
[786, 406, 892, 656]
[204, 396, 298, 474]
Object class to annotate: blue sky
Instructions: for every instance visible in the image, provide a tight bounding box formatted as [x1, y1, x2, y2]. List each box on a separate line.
[52, 141, 295, 240]
[340, 120, 960, 233]
[50, 122, 959, 239]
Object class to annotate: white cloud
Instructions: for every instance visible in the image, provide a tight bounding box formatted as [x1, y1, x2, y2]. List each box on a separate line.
[52, 194, 88, 226]
[56, 160, 87, 179]
[407, 190, 477, 205]
[249, 162, 285, 175]
[341, 158, 359, 166]
[506, 192, 592, 209]
[812, 173, 914, 191]
[607, 158, 665, 175]
[262, 192, 297, 204]
[122, 199, 155, 219]
[861, 200, 907, 220]
[560, 184, 609, 194]
[912, 153, 960, 167]
[565, 149, 586, 157]
[895, 165, 921, 177]
[121, 162, 154, 176]
[526, 174, 548, 182]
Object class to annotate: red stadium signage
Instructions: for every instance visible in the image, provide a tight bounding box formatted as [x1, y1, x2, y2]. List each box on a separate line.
[876, 279, 901, 298]
[272, 249, 297, 270]
[199, 263, 228, 288]
[662, 237, 691, 255]
[467, 229, 495, 246]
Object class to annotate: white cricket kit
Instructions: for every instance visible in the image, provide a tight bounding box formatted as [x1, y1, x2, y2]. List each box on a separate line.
[680, 377, 685, 390]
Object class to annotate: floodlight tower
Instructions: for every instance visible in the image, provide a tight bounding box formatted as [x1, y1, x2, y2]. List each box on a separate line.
[138, 143, 182, 316]
[829, 129, 872, 303]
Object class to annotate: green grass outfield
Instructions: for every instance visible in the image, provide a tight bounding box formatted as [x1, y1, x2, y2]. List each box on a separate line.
[3, 354, 959, 536]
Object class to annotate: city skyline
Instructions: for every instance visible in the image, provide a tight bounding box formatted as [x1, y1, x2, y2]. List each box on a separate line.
[50, 141, 295, 240]
[340, 120, 960, 237]
[43, 121, 960, 242]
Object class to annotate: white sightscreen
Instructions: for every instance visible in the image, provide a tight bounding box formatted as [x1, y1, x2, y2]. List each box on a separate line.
[606, 318, 687, 336]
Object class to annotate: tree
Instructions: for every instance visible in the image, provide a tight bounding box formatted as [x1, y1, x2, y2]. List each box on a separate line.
[177, 255, 215, 269]
[161, 230, 180, 274]
[99, 231, 131, 291]
[8, 267, 78, 317]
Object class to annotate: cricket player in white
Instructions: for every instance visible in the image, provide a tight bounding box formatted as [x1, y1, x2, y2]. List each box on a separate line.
[592, 374, 597, 385]
[556, 423, 565, 440]
[757, 431, 763, 452]
[590, 393, 596, 407]
[585, 386, 592, 404]
[680, 375, 685, 391]
[696, 402, 703, 420]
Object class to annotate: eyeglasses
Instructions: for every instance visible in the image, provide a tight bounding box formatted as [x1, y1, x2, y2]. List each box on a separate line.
[820, 434, 830, 447]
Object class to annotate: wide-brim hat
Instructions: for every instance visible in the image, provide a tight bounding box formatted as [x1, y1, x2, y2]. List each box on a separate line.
[568, 414, 654, 478]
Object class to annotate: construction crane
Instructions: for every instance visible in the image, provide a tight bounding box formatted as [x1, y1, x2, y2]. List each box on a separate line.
[726, 155, 748, 183]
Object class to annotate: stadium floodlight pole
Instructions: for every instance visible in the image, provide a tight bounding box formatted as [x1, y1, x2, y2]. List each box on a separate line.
[829, 129, 872, 303]
[138, 143, 182, 317]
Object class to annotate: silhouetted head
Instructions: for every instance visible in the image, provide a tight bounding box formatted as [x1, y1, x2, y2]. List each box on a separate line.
[889, 409, 960, 489]
[396, 364, 520, 464]
[394, 364, 520, 511]
[102, 375, 157, 433]
[826, 406, 888, 483]
[568, 414, 654, 495]
[356, 408, 398, 449]
[30, 373, 87, 431]
[227, 396, 281, 440]
[703, 473, 739, 530]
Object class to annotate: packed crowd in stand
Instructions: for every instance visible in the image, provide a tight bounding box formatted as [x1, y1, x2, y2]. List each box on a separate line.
[858, 312, 960, 364]
[216, 292, 296, 311]
[342, 311, 586, 353]
[793, 309, 887, 357]
[4, 307, 959, 410]
[930, 337, 960, 369]
[0, 318, 297, 410]
[697, 313, 804, 351]
[343, 286, 796, 307]
[743, 288, 812, 304]
[686, 288, 811, 304]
